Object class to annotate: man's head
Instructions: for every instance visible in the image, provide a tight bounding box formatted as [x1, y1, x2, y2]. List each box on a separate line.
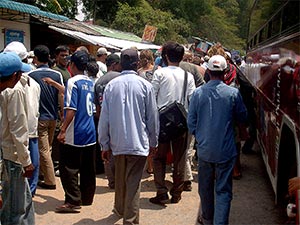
[96, 47, 108, 63]
[0, 52, 31, 92]
[121, 49, 139, 71]
[34, 45, 50, 64]
[55, 45, 70, 68]
[3, 41, 28, 62]
[161, 41, 184, 66]
[106, 53, 121, 72]
[70, 50, 89, 74]
[208, 55, 227, 78]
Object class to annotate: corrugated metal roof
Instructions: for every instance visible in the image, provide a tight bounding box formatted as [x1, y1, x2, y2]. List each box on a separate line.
[0, 0, 69, 21]
[43, 20, 100, 36]
[84, 24, 142, 42]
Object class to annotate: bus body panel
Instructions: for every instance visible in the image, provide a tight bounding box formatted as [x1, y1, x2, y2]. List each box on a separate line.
[245, 1, 300, 220]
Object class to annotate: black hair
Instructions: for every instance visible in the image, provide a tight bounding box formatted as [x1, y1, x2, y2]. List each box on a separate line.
[87, 61, 99, 77]
[161, 41, 184, 65]
[55, 45, 70, 56]
[34, 45, 50, 63]
[209, 70, 225, 78]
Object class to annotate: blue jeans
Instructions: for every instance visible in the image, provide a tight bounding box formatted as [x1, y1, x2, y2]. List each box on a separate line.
[198, 157, 235, 225]
[0, 160, 35, 225]
[28, 138, 39, 196]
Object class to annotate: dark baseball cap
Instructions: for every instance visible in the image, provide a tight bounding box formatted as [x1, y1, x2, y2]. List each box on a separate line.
[70, 50, 89, 71]
[121, 49, 139, 69]
[106, 53, 120, 67]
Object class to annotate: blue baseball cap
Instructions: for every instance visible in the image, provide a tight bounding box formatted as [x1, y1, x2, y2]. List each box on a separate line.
[0, 52, 31, 78]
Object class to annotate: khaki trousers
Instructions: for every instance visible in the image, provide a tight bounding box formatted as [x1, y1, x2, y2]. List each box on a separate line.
[38, 120, 56, 185]
[114, 155, 147, 225]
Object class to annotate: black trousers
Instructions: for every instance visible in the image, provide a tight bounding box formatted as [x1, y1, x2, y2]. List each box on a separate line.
[59, 143, 96, 206]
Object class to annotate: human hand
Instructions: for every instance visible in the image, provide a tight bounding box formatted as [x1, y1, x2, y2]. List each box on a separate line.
[42, 77, 54, 86]
[57, 130, 66, 144]
[288, 177, 300, 196]
[149, 146, 158, 156]
[101, 150, 111, 164]
[23, 163, 34, 178]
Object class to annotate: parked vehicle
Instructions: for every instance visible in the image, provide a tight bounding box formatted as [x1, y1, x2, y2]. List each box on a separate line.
[243, 0, 300, 223]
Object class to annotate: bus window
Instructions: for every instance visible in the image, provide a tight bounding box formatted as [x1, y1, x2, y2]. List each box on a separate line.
[271, 13, 281, 37]
[282, 1, 300, 32]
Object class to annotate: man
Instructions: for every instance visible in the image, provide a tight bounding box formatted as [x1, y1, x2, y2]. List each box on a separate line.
[179, 53, 205, 191]
[96, 47, 108, 77]
[0, 51, 35, 224]
[187, 55, 247, 225]
[52, 45, 71, 85]
[52, 45, 71, 176]
[28, 45, 64, 190]
[3, 41, 41, 196]
[98, 49, 159, 224]
[56, 50, 97, 213]
[150, 41, 196, 204]
[94, 53, 121, 188]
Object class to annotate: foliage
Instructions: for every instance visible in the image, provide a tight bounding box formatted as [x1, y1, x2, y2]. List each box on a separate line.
[14, 0, 77, 18]
[111, 2, 191, 44]
[81, 0, 141, 24]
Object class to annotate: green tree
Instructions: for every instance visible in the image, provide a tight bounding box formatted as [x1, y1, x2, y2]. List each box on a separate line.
[15, 0, 77, 18]
[82, 0, 141, 25]
[112, 2, 191, 44]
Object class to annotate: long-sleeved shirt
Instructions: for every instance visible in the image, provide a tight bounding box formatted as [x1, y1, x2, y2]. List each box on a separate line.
[25, 75, 40, 138]
[187, 80, 247, 163]
[0, 75, 31, 167]
[151, 66, 196, 111]
[98, 70, 159, 156]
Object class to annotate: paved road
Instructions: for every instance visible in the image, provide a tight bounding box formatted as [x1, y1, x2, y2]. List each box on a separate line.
[34, 148, 287, 225]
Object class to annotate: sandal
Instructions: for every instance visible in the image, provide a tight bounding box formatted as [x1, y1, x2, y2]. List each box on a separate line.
[55, 203, 81, 213]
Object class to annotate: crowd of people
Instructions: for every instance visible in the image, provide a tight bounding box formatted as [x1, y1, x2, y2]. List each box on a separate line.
[0, 39, 299, 225]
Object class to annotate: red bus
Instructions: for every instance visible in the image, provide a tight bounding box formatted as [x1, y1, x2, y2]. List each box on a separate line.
[243, 0, 300, 223]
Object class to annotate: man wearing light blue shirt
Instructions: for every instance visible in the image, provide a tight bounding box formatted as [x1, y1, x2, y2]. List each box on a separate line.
[98, 48, 159, 225]
[188, 55, 247, 225]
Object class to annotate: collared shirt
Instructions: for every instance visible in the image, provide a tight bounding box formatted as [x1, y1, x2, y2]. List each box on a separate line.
[28, 64, 64, 121]
[187, 80, 247, 163]
[98, 70, 159, 156]
[151, 66, 196, 111]
[0, 75, 31, 167]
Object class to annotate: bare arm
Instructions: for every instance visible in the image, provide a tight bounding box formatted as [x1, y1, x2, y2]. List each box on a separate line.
[42, 77, 65, 93]
[57, 109, 75, 144]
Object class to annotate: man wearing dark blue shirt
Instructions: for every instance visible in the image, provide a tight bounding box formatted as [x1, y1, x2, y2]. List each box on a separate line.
[28, 45, 64, 190]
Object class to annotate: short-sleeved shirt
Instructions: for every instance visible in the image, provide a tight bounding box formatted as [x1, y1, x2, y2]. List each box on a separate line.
[94, 71, 120, 107]
[28, 64, 64, 121]
[64, 75, 96, 147]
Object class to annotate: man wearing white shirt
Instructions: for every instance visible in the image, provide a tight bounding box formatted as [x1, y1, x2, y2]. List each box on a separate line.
[150, 41, 196, 205]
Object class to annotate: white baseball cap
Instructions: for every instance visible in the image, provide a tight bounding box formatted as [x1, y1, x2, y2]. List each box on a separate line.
[3, 41, 28, 60]
[97, 47, 108, 56]
[208, 55, 227, 71]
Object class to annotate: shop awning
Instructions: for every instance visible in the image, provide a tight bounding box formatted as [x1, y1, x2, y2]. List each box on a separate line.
[49, 26, 161, 51]
[49, 26, 120, 50]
